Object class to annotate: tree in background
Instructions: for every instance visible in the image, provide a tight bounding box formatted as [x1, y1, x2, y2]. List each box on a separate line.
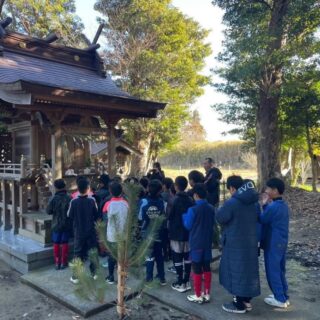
[0, 0, 87, 47]
[212, 0, 320, 187]
[281, 62, 320, 191]
[180, 110, 206, 145]
[94, 0, 211, 175]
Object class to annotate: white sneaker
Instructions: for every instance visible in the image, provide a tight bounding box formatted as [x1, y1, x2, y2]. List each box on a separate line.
[187, 294, 203, 304]
[202, 293, 210, 303]
[268, 294, 290, 306]
[264, 297, 288, 308]
[185, 282, 191, 291]
[70, 276, 79, 284]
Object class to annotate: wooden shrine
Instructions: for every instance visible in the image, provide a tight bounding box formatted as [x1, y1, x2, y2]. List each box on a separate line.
[0, 17, 165, 256]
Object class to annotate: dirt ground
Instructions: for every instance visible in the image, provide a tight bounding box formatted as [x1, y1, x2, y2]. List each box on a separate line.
[0, 187, 319, 320]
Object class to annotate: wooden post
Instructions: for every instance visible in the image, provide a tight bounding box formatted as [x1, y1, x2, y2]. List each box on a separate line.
[2, 180, 10, 230]
[11, 131, 16, 162]
[11, 182, 19, 233]
[52, 128, 63, 179]
[107, 125, 117, 177]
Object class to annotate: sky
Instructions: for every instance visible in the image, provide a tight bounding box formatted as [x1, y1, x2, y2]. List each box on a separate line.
[75, 0, 238, 141]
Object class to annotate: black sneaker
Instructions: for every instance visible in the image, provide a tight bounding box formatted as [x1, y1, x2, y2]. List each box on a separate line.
[159, 279, 167, 286]
[106, 276, 115, 284]
[171, 282, 187, 292]
[222, 302, 246, 314]
[167, 266, 177, 274]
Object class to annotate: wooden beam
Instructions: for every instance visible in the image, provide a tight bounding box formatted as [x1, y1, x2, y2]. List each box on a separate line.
[85, 44, 100, 52]
[92, 23, 105, 44]
[43, 32, 59, 44]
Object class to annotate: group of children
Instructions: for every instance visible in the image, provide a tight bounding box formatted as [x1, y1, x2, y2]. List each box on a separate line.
[47, 161, 290, 314]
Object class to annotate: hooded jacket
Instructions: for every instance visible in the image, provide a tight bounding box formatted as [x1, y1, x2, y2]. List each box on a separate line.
[216, 181, 261, 298]
[168, 192, 194, 241]
[46, 190, 71, 233]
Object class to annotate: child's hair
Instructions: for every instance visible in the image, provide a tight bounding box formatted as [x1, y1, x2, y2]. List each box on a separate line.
[170, 183, 176, 196]
[153, 162, 162, 170]
[109, 181, 123, 197]
[113, 176, 123, 183]
[205, 157, 215, 164]
[54, 179, 66, 190]
[175, 176, 188, 191]
[163, 177, 174, 190]
[140, 177, 149, 189]
[76, 175, 87, 184]
[125, 177, 139, 185]
[193, 183, 207, 199]
[77, 178, 89, 194]
[243, 179, 256, 188]
[226, 175, 243, 190]
[99, 174, 110, 187]
[188, 170, 205, 184]
[148, 179, 162, 197]
[266, 177, 285, 195]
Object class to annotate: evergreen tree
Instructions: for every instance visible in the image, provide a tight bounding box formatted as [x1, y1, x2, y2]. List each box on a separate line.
[0, 0, 87, 47]
[180, 110, 206, 145]
[71, 183, 163, 319]
[212, 0, 320, 186]
[94, 0, 211, 175]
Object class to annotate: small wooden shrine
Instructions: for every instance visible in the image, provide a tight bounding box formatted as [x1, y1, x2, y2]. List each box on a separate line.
[0, 17, 165, 262]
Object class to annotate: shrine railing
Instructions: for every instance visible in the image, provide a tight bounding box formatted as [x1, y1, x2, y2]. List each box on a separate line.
[0, 163, 23, 180]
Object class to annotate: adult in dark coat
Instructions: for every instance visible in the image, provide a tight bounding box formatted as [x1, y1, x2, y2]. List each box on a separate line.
[216, 176, 260, 314]
[203, 157, 222, 207]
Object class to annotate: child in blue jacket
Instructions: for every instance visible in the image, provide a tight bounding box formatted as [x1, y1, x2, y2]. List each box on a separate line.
[260, 178, 290, 308]
[183, 183, 215, 304]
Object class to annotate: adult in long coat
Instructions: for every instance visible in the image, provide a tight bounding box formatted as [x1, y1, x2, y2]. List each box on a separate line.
[216, 176, 260, 314]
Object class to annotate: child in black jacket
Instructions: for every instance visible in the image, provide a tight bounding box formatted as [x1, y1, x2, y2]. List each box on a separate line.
[168, 176, 194, 292]
[68, 178, 99, 284]
[141, 179, 166, 285]
[47, 179, 71, 270]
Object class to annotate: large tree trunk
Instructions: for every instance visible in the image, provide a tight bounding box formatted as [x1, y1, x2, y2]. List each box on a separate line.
[129, 135, 151, 177]
[257, 0, 289, 188]
[305, 120, 318, 192]
[0, 1, 5, 16]
[256, 93, 281, 188]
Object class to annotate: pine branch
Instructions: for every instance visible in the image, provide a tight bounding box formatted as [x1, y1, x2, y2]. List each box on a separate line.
[251, 0, 272, 10]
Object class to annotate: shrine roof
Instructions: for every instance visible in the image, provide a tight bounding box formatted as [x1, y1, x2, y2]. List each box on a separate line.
[0, 51, 130, 98]
[0, 29, 165, 118]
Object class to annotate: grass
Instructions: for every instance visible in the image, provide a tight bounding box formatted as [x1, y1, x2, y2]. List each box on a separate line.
[163, 167, 257, 181]
[295, 184, 320, 192]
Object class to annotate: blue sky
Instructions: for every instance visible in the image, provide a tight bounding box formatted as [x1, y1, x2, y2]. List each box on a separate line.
[75, 0, 237, 141]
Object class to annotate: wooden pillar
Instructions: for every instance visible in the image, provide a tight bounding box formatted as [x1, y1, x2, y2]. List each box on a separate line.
[30, 114, 39, 209]
[11, 131, 16, 162]
[2, 180, 10, 230]
[11, 182, 19, 234]
[52, 127, 63, 179]
[107, 125, 117, 177]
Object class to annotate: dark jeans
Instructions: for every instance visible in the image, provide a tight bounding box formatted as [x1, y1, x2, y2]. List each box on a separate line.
[172, 251, 191, 284]
[235, 296, 252, 310]
[146, 241, 165, 281]
[74, 235, 97, 275]
[108, 255, 117, 280]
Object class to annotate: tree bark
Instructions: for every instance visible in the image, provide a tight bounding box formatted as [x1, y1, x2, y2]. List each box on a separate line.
[305, 118, 318, 192]
[129, 135, 151, 177]
[256, 0, 289, 188]
[0, 1, 5, 17]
